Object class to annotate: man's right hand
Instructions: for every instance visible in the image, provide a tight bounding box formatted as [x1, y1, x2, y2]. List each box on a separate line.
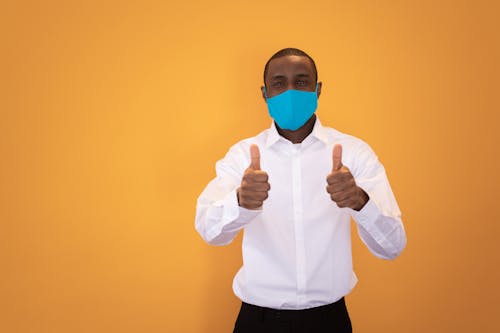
[237, 144, 270, 210]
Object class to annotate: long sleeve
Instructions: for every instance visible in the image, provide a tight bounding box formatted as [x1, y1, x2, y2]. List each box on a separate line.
[350, 142, 407, 260]
[195, 120, 407, 309]
[195, 144, 261, 246]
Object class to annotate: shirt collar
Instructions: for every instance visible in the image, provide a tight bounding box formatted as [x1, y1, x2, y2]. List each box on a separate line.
[264, 116, 329, 148]
[265, 121, 281, 148]
[309, 117, 329, 145]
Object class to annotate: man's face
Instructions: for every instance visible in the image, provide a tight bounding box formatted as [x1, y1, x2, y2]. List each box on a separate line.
[262, 55, 321, 99]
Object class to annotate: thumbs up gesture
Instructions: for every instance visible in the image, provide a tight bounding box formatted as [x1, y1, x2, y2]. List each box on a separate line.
[237, 144, 271, 210]
[326, 144, 369, 211]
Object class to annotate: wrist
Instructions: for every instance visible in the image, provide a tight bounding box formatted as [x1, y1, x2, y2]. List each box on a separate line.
[354, 187, 369, 211]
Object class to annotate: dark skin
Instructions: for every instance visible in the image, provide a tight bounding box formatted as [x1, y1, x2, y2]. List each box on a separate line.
[327, 144, 369, 211]
[261, 55, 321, 144]
[238, 55, 368, 211]
[237, 144, 269, 210]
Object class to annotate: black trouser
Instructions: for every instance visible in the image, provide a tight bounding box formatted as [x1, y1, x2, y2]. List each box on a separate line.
[233, 297, 352, 333]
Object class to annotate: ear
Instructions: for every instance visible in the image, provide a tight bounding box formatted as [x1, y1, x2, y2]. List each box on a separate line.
[261, 86, 268, 102]
[316, 81, 323, 99]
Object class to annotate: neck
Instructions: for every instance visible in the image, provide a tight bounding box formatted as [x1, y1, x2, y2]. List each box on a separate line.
[276, 114, 316, 144]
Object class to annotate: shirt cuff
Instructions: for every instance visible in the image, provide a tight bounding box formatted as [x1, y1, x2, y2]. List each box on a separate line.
[350, 198, 386, 243]
[207, 189, 261, 239]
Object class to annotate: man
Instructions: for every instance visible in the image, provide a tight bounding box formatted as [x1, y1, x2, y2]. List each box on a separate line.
[195, 48, 406, 333]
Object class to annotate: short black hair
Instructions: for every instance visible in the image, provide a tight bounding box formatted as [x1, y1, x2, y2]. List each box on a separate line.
[263, 48, 318, 85]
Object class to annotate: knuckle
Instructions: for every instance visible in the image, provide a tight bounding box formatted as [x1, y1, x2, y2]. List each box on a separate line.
[241, 191, 255, 200]
[252, 200, 263, 208]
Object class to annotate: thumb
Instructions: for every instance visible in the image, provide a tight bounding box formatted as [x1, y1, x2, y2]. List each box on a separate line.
[332, 144, 343, 171]
[250, 144, 261, 170]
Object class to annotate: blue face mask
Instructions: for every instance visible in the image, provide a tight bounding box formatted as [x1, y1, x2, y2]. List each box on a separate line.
[265, 85, 318, 131]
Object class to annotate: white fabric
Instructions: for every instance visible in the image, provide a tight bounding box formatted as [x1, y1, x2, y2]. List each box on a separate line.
[195, 118, 406, 310]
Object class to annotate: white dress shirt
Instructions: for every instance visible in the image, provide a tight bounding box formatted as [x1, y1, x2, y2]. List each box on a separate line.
[195, 118, 406, 310]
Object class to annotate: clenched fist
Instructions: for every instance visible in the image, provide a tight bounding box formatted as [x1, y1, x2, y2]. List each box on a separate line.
[326, 144, 369, 211]
[237, 144, 271, 210]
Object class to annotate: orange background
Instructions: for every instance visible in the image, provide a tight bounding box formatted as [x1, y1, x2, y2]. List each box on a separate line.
[1, 0, 499, 332]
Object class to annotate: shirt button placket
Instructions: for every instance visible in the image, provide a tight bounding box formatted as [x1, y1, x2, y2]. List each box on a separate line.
[291, 145, 306, 306]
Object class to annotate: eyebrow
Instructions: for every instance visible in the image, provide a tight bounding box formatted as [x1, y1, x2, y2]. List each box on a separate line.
[270, 73, 311, 81]
[270, 75, 287, 81]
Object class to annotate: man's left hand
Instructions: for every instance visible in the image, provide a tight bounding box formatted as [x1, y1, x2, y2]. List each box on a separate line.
[326, 144, 369, 211]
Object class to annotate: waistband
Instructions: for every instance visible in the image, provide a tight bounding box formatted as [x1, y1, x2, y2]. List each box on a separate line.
[241, 297, 346, 320]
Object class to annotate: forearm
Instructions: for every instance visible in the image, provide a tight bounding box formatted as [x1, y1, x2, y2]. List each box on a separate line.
[352, 198, 406, 259]
[195, 189, 260, 246]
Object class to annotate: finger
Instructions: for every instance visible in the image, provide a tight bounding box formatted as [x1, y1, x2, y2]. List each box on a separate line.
[244, 170, 269, 183]
[252, 191, 269, 201]
[252, 171, 269, 182]
[326, 170, 349, 185]
[250, 144, 261, 170]
[242, 181, 271, 192]
[326, 183, 350, 196]
[243, 199, 264, 210]
[332, 144, 343, 171]
[329, 191, 352, 203]
[327, 172, 353, 187]
[240, 187, 269, 201]
[239, 196, 266, 209]
[335, 200, 350, 209]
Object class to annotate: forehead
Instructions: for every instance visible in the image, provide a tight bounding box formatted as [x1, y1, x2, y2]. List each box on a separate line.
[266, 55, 315, 80]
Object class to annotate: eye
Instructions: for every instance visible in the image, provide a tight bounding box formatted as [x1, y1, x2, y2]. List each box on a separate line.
[296, 80, 306, 86]
[271, 81, 283, 88]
